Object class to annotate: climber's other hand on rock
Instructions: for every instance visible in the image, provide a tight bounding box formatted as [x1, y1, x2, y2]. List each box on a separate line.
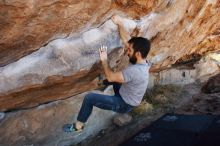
[99, 45, 108, 62]
[111, 15, 122, 25]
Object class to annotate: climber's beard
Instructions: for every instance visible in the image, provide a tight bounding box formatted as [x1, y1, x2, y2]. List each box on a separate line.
[129, 53, 137, 64]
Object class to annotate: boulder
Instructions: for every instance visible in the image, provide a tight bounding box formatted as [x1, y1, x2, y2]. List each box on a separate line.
[0, 90, 116, 146]
[202, 73, 220, 94]
[1, 0, 220, 112]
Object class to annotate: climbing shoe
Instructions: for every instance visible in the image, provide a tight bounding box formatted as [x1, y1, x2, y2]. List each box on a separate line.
[63, 123, 84, 133]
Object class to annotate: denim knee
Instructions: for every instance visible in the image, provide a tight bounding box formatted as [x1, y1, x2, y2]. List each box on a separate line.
[83, 93, 94, 103]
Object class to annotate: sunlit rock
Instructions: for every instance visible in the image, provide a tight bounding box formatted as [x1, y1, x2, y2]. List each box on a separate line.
[0, 0, 220, 145]
[0, 0, 219, 115]
[0, 91, 116, 146]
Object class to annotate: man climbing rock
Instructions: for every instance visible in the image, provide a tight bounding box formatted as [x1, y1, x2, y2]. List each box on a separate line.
[63, 15, 151, 132]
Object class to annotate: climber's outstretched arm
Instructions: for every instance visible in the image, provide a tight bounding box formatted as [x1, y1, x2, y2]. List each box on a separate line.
[111, 15, 131, 48]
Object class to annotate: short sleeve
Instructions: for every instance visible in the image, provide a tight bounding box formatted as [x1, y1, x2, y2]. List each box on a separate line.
[122, 66, 134, 83]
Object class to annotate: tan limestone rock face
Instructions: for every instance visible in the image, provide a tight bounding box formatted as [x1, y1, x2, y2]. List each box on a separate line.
[113, 0, 156, 18]
[0, 0, 112, 66]
[0, 0, 159, 67]
[147, 0, 220, 72]
[0, 0, 220, 112]
[0, 20, 123, 112]
[0, 91, 116, 146]
[0, 0, 156, 112]
[0, 0, 220, 145]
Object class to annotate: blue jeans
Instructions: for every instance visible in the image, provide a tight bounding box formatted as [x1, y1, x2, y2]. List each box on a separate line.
[77, 82, 133, 123]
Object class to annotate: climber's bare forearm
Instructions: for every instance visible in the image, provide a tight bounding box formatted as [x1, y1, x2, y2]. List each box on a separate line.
[111, 15, 131, 48]
[117, 25, 131, 56]
[118, 25, 131, 47]
[101, 60, 124, 83]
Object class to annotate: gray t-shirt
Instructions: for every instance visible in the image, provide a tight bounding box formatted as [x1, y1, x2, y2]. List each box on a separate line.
[119, 62, 150, 106]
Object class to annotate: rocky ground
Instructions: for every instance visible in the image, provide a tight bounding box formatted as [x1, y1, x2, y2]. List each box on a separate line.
[75, 80, 220, 146]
